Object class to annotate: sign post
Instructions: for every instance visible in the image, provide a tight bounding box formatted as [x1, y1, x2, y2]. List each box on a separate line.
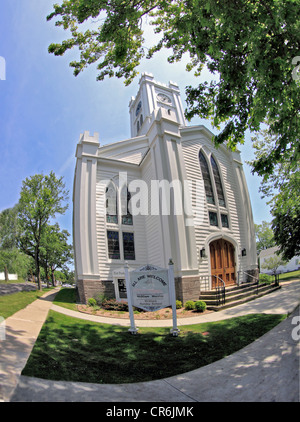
[168, 259, 180, 336]
[124, 259, 180, 337]
[124, 262, 138, 334]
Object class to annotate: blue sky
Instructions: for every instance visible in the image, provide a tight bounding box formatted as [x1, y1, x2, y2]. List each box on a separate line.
[0, 0, 272, 240]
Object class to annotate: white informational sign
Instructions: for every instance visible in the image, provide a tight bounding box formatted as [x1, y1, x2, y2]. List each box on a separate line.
[130, 266, 170, 312]
[124, 261, 180, 336]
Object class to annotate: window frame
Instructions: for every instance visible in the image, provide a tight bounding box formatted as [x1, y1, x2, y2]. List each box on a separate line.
[107, 230, 121, 260]
[122, 231, 136, 261]
[105, 180, 136, 261]
[199, 149, 230, 229]
[210, 155, 226, 208]
[199, 150, 215, 205]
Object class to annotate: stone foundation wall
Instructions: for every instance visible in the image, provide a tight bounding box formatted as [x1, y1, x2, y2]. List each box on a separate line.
[77, 275, 202, 305]
[77, 279, 115, 304]
[175, 276, 200, 304]
[244, 268, 259, 282]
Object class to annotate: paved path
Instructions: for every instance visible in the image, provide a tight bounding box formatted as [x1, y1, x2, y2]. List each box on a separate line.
[1, 281, 299, 402]
[0, 282, 37, 296]
[0, 289, 60, 402]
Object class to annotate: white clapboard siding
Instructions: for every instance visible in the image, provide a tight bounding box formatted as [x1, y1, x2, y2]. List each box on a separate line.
[95, 164, 148, 280]
[181, 131, 249, 276]
[141, 153, 165, 268]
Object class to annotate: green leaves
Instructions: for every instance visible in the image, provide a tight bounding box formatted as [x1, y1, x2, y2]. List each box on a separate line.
[17, 172, 69, 289]
[47, 1, 300, 171]
[47, 0, 157, 85]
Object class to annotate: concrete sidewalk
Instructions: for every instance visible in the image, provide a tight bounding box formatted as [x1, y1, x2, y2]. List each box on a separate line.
[1, 282, 300, 402]
[0, 288, 60, 402]
[50, 280, 300, 328]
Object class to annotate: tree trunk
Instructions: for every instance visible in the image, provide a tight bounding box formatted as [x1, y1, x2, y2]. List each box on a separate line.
[45, 266, 50, 288]
[51, 267, 56, 287]
[35, 247, 42, 291]
[4, 265, 9, 282]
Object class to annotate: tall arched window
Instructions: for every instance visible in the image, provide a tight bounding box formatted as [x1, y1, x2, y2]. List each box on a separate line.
[210, 156, 226, 207]
[199, 151, 215, 205]
[105, 181, 135, 261]
[105, 182, 118, 224]
[121, 186, 133, 225]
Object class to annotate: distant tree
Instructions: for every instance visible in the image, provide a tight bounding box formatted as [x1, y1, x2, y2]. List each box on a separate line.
[250, 128, 300, 261]
[40, 223, 73, 287]
[17, 172, 69, 290]
[261, 254, 287, 275]
[254, 221, 275, 255]
[271, 173, 300, 261]
[0, 248, 34, 280]
[64, 269, 75, 285]
[0, 205, 19, 249]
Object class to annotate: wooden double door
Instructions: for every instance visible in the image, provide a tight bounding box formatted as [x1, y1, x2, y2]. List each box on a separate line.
[210, 239, 236, 288]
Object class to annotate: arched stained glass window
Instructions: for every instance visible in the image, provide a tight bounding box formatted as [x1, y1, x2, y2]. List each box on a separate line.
[105, 182, 118, 224]
[210, 156, 226, 207]
[199, 151, 215, 205]
[121, 186, 133, 225]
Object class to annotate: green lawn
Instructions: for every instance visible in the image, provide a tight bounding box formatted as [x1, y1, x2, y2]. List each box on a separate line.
[22, 310, 286, 384]
[0, 288, 53, 319]
[278, 270, 300, 281]
[259, 269, 300, 284]
[0, 278, 27, 284]
[52, 287, 77, 311]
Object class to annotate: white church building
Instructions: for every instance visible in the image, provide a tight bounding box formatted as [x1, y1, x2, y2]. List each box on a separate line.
[73, 73, 258, 304]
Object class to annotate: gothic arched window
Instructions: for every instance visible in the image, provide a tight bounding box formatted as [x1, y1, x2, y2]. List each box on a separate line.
[105, 182, 118, 224]
[211, 156, 226, 207]
[121, 186, 133, 225]
[199, 151, 215, 205]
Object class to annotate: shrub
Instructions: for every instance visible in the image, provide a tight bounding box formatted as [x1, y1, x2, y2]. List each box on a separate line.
[194, 300, 207, 312]
[101, 298, 128, 312]
[176, 300, 182, 309]
[259, 273, 272, 284]
[94, 293, 107, 306]
[88, 298, 97, 307]
[184, 300, 195, 310]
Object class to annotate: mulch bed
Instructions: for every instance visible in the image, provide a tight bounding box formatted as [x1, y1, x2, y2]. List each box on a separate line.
[77, 304, 214, 320]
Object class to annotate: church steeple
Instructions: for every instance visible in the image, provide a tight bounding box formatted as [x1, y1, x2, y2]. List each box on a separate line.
[129, 73, 186, 137]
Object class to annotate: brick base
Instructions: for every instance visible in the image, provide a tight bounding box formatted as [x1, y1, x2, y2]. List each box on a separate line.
[175, 276, 200, 304]
[244, 268, 259, 282]
[77, 274, 208, 305]
[77, 279, 115, 304]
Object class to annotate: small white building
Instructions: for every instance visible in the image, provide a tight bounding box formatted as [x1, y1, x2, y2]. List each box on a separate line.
[0, 272, 18, 281]
[73, 73, 258, 303]
[259, 246, 300, 274]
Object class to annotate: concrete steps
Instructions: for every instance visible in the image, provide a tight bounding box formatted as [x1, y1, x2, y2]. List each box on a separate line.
[200, 282, 281, 311]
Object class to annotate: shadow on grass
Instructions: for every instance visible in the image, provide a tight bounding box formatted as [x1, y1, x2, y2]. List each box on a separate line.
[52, 288, 76, 305]
[22, 311, 286, 385]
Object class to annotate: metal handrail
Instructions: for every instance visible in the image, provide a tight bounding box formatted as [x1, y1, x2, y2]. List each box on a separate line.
[199, 275, 225, 305]
[239, 271, 259, 294]
[213, 275, 226, 306]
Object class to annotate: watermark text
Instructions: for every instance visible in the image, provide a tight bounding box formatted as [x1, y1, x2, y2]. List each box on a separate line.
[0, 56, 6, 81]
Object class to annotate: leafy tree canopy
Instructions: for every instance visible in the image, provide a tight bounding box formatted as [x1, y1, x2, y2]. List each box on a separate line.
[18, 172, 69, 289]
[250, 128, 300, 260]
[40, 223, 73, 285]
[254, 221, 275, 254]
[0, 205, 19, 249]
[47, 0, 300, 175]
[261, 254, 287, 274]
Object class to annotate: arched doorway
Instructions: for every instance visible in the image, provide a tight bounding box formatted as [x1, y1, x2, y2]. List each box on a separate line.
[210, 239, 236, 288]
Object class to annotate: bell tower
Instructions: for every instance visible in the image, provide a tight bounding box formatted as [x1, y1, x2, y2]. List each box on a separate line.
[129, 72, 186, 137]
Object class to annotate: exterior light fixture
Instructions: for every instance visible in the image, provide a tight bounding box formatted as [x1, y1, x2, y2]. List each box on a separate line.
[200, 247, 206, 258]
[242, 248, 247, 256]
